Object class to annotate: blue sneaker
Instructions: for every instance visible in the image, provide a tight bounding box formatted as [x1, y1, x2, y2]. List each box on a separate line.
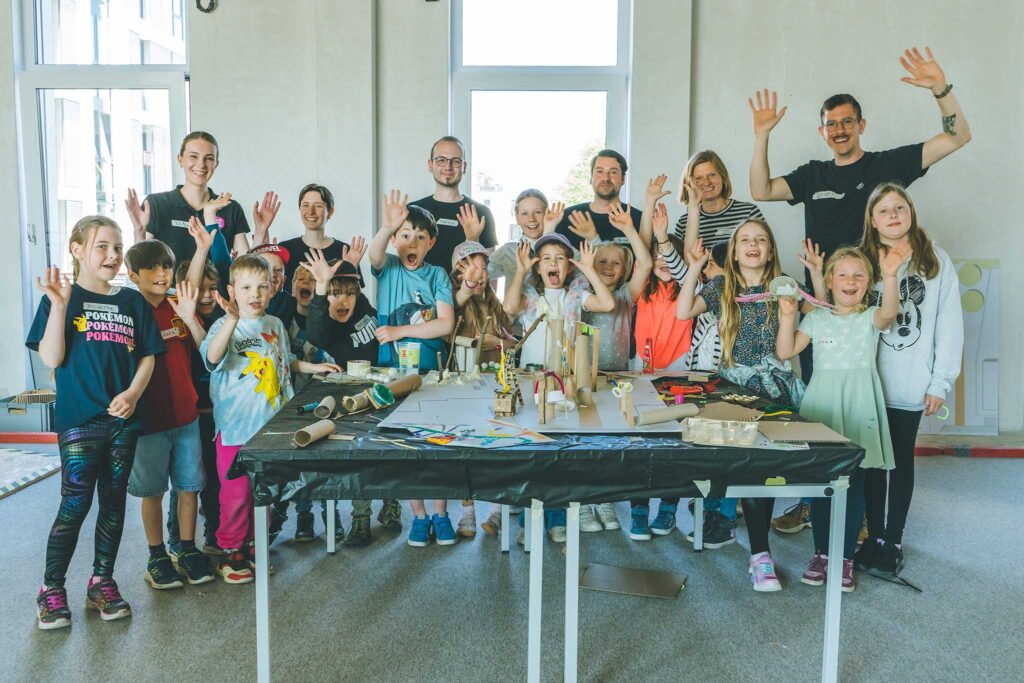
[650, 503, 677, 536]
[629, 505, 652, 541]
[432, 513, 457, 546]
[407, 515, 432, 547]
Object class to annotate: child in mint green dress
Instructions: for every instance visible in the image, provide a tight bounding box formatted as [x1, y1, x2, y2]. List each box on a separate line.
[776, 245, 908, 592]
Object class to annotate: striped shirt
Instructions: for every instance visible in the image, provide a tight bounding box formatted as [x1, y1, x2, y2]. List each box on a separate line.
[673, 199, 763, 247]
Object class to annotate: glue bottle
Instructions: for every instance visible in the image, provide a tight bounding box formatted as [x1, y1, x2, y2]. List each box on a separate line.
[642, 337, 654, 374]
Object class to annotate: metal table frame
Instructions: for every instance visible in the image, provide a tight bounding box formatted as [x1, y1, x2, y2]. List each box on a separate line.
[253, 479, 849, 683]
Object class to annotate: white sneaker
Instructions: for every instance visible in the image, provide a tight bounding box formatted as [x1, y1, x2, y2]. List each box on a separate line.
[548, 525, 567, 543]
[578, 505, 603, 532]
[597, 503, 620, 530]
[457, 507, 477, 539]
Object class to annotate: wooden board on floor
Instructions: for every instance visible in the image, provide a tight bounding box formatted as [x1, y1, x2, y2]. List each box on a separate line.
[580, 563, 687, 599]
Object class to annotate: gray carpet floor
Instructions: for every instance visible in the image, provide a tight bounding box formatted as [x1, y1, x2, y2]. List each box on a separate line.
[1, 456, 1021, 682]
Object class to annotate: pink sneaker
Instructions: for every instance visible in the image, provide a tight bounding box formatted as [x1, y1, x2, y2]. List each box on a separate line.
[841, 558, 855, 593]
[801, 552, 828, 586]
[749, 552, 782, 592]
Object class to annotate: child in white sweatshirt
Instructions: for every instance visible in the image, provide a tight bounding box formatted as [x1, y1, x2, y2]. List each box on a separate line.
[855, 182, 963, 579]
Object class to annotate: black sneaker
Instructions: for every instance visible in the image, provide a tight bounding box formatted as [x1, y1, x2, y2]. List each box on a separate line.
[246, 541, 276, 574]
[85, 578, 132, 621]
[269, 503, 288, 546]
[344, 516, 372, 548]
[37, 586, 72, 630]
[321, 508, 345, 542]
[144, 554, 184, 590]
[173, 547, 215, 585]
[377, 499, 402, 532]
[853, 538, 881, 572]
[295, 511, 316, 542]
[867, 541, 905, 578]
[684, 510, 736, 549]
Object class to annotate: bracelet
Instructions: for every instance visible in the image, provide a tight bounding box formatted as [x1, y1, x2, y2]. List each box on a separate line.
[657, 239, 671, 246]
[933, 83, 953, 99]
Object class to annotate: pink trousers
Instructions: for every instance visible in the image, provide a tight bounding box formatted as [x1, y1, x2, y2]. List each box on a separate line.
[215, 433, 252, 551]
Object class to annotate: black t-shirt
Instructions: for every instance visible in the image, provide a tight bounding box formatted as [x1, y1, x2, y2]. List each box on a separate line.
[277, 235, 366, 289]
[554, 201, 645, 251]
[782, 143, 927, 258]
[409, 195, 498, 271]
[26, 285, 165, 432]
[146, 185, 250, 272]
[306, 293, 380, 366]
[267, 290, 297, 330]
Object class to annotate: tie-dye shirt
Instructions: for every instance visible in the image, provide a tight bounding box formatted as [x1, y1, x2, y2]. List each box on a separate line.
[201, 314, 295, 446]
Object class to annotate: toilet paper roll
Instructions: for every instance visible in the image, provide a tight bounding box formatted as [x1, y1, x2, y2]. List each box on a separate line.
[342, 391, 371, 413]
[313, 395, 336, 419]
[294, 419, 335, 447]
[634, 403, 699, 426]
[385, 373, 423, 398]
[453, 335, 479, 349]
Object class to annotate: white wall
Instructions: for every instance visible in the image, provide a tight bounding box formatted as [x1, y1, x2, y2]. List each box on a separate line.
[166, 0, 1024, 431]
[684, 0, 1023, 431]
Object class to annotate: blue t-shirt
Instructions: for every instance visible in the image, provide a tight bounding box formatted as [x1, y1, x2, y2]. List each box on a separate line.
[200, 314, 295, 446]
[26, 285, 165, 432]
[372, 254, 452, 370]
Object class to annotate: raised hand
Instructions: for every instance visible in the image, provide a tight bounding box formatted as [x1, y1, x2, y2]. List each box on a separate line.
[203, 192, 232, 226]
[778, 295, 799, 316]
[36, 267, 73, 308]
[169, 280, 198, 322]
[543, 201, 565, 234]
[302, 248, 343, 284]
[685, 237, 710, 268]
[343, 235, 367, 266]
[899, 46, 947, 94]
[570, 240, 597, 272]
[652, 202, 670, 242]
[607, 203, 635, 233]
[188, 216, 215, 251]
[880, 245, 912, 277]
[796, 238, 825, 276]
[567, 210, 598, 242]
[682, 175, 703, 206]
[514, 239, 537, 274]
[382, 190, 409, 234]
[461, 259, 487, 294]
[457, 204, 485, 241]
[748, 89, 788, 135]
[252, 191, 281, 245]
[213, 290, 240, 320]
[645, 174, 671, 206]
[124, 188, 150, 235]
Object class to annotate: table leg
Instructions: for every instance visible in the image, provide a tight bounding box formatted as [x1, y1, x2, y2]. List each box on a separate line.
[326, 499, 337, 554]
[255, 504, 271, 683]
[501, 504, 510, 553]
[524, 506, 533, 553]
[822, 482, 848, 683]
[564, 502, 580, 683]
[693, 497, 704, 551]
[527, 499, 544, 683]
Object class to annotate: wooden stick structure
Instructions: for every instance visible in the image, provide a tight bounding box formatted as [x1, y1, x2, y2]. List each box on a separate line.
[444, 314, 465, 374]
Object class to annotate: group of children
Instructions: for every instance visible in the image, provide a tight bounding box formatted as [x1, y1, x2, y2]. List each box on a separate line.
[27, 135, 962, 631]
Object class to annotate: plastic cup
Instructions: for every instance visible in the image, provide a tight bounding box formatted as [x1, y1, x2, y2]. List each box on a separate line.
[397, 341, 421, 375]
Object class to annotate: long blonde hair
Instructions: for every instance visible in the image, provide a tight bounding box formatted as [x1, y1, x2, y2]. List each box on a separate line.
[859, 183, 938, 282]
[823, 247, 872, 312]
[69, 215, 121, 279]
[450, 262, 513, 340]
[718, 219, 781, 367]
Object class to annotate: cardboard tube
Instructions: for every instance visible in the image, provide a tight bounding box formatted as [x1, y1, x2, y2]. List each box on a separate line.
[313, 395, 336, 419]
[576, 386, 593, 407]
[342, 391, 371, 412]
[573, 333, 590, 384]
[386, 373, 422, 398]
[294, 419, 335, 447]
[635, 403, 699, 426]
[454, 335, 479, 349]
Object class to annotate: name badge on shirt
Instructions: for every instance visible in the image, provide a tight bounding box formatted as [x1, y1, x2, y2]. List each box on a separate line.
[815, 337, 837, 346]
[436, 218, 459, 227]
[161, 317, 188, 340]
[812, 191, 845, 201]
[171, 219, 190, 228]
[83, 302, 119, 313]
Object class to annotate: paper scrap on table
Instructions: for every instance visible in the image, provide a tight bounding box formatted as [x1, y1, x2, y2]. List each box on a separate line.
[403, 424, 553, 449]
[693, 479, 711, 497]
[318, 372, 363, 384]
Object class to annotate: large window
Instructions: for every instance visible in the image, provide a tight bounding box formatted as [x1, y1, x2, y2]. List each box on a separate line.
[17, 0, 188, 387]
[451, 0, 631, 240]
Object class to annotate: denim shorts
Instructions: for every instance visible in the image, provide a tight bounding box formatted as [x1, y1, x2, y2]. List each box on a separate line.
[128, 418, 204, 497]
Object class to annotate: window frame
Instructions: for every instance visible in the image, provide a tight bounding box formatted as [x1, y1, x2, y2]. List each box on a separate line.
[450, 0, 632, 197]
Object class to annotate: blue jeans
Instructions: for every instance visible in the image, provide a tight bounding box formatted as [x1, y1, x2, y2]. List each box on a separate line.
[518, 508, 566, 529]
[704, 496, 737, 521]
[810, 469, 866, 560]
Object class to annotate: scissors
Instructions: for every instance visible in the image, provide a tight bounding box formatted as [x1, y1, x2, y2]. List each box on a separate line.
[611, 381, 633, 399]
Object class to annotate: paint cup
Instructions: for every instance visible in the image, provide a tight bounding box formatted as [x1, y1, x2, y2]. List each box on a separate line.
[397, 341, 421, 375]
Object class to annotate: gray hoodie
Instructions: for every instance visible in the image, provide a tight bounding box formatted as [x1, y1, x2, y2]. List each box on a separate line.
[871, 244, 963, 411]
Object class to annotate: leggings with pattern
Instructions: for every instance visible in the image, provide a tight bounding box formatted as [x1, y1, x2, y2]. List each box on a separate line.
[44, 415, 140, 588]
